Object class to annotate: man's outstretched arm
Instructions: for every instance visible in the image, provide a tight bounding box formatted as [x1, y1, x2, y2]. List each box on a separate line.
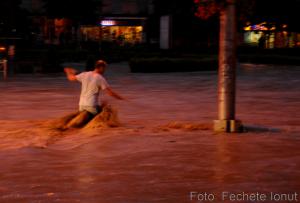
[64, 67, 78, 82]
[105, 87, 125, 100]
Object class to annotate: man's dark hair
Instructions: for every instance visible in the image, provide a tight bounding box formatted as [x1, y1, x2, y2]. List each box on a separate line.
[95, 60, 107, 68]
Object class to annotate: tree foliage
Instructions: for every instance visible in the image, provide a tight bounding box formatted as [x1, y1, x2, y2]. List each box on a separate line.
[194, 0, 255, 21]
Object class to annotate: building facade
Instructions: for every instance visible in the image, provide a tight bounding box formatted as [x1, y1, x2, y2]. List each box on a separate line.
[80, 0, 153, 45]
[21, 0, 154, 45]
[243, 22, 300, 49]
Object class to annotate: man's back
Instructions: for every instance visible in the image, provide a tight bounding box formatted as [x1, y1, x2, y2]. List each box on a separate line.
[76, 71, 109, 107]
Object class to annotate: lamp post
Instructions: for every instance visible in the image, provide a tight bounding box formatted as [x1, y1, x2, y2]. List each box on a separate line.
[214, 0, 243, 133]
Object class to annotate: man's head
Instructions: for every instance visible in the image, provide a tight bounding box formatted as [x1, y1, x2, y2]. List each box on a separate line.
[94, 60, 107, 74]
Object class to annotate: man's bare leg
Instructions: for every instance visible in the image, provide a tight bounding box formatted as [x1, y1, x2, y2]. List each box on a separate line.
[60, 112, 80, 124]
[66, 111, 94, 129]
[51, 111, 80, 130]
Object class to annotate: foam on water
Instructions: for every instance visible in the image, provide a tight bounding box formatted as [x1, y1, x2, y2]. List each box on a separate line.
[157, 121, 212, 132]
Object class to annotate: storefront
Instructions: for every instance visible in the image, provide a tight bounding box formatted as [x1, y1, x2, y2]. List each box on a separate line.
[80, 17, 147, 45]
[242, 22, 300, 49]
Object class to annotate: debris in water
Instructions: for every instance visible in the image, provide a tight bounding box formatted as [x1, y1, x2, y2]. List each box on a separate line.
[47, 112, 79, 131]
[48, 105, 120, 131]
[85, 105, 120, 129]
[157, 121, 212, 131]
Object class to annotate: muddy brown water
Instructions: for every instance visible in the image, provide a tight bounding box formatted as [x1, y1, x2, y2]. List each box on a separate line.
[0, 63, 299, 202]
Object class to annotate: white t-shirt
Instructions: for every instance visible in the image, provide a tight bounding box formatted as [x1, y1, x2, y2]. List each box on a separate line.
[75, 71, 109, 107]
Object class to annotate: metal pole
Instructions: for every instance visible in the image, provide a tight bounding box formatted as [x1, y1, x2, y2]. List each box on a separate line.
[214, 0, 243, 133]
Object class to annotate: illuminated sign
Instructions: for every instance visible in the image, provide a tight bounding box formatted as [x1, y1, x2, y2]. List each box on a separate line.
[101, 20, 116, 26]
[243, 22, 283, 31]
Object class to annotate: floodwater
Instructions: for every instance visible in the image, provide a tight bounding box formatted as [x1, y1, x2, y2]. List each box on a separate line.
[0, 63, 299, 203]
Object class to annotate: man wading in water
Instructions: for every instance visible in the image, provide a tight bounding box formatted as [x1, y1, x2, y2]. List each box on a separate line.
[63, 60, 124, 128]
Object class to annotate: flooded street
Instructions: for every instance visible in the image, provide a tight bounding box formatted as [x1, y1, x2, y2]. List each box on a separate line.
[0, 63, 299, 202]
